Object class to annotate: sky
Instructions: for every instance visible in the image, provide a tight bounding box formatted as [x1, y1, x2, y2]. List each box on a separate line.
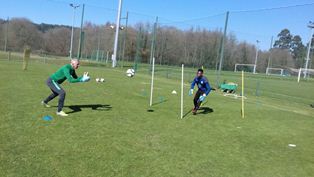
[0, 0, 314, 50]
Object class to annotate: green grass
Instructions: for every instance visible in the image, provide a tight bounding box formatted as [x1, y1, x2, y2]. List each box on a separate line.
[0, 55, 314, 177]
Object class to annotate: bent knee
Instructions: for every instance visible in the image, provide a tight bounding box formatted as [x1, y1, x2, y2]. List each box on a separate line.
[59, 90, 66, 97]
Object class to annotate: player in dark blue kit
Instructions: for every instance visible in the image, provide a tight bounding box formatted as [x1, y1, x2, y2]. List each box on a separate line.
[189, 69, 212, 115]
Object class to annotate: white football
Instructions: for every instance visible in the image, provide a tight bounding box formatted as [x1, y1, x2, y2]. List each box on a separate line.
[100, 78, 105, 82]
[126, 69, 135, 77]
[95, 78, 100, 82]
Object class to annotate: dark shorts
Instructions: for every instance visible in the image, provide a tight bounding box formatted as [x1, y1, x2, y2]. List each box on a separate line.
[194, 90, 205, 109]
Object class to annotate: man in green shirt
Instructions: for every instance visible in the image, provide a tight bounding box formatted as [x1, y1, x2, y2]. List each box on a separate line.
[41, 59, 90, 116]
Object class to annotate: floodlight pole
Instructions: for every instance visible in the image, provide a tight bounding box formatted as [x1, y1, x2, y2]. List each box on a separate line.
[112, 0, 123, 67]
[4, 17, 9, 52]
[304, 21, 314, 78]
[77, 4, 85, 59]
[69, 3, 80, 59]
[217, 11, 229, 84]
[253, 40, 260, 74]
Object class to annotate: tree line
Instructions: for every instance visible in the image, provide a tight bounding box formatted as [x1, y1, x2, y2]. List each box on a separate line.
[0, 17, 312, 71]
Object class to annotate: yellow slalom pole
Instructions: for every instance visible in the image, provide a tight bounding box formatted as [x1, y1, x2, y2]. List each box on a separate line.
[241, 70, 245, 118]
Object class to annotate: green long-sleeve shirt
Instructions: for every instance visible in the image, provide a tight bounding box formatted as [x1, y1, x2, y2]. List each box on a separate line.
[50, 64, 82, 84]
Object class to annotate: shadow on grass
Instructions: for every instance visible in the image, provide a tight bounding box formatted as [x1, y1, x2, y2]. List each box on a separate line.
[182, 107, 214, 118]
[151, 99, 168, 106]
[182, 109, 192, 118]
[58, 104, 112, 114]
[197, 107, 214, 114]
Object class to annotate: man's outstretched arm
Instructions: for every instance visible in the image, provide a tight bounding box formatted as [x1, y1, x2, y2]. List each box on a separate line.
[64, 69, 82, 83]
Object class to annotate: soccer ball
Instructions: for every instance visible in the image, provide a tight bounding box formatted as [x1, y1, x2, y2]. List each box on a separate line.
[96, 78, 105, 82]
[126, 69, 135, 77]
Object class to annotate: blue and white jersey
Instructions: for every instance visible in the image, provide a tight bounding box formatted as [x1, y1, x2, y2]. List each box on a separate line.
[190, 76, 211, 95]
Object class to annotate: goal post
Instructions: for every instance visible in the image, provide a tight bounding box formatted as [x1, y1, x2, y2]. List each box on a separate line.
[234, 64, 256, 73]
[266, 67, 284, 76]
[297, 68, 314, 82]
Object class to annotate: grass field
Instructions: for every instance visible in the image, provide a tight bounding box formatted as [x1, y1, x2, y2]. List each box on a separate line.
[0, 52, 314, 177]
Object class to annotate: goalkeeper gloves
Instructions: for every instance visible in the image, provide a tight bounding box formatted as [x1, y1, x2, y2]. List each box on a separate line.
[81, 72, 90, 82]
[189, 89, 194, 96]
[199, 94, 206, 102]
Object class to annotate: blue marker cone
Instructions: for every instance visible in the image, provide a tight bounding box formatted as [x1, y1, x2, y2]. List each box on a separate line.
[43, 115, 53, 121]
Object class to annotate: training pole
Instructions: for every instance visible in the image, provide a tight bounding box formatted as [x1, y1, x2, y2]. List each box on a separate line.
[181, 64, 184, 119]
[241, 70, 245, 118]
[149, 57, 155, 107]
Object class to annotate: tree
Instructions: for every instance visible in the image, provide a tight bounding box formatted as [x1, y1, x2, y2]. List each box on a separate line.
[273, 29, 307, 68]
[6, 17, 307, 72]
[223, 33, 237, 70]
[0, 19, 4, 50]
[43, 27, 70, 56]
[8, 18, 42, 51]
[235, 42, 255, 65]
[274, 29, 292, 49]
[271, 48, 294, 67]
[291, 35, 306, 68]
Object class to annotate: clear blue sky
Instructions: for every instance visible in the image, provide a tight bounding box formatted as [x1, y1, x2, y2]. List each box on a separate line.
[1, 0, 314, 50]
